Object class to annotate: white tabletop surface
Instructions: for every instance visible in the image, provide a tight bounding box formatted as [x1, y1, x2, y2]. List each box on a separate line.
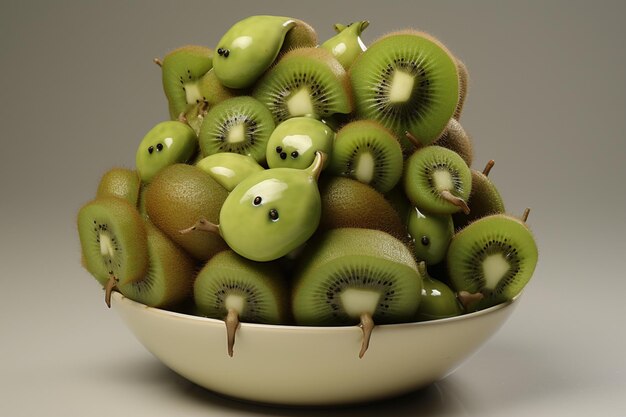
[2, 1, 625, 416]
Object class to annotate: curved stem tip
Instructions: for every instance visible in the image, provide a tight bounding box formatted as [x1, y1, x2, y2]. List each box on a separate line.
[153, 58, 163, 67]
[404, 131, 423, 150]
[225, 309, 240, 357]
[308, 151, 327, 181]
[440, 190, 470, 215]
[104, 275, 119, 308]
[482, 160, 495, 177]
[179, 218, 220, 235]
[457, 291, 484, 312]
[359, 313, 375, 358]
[522, 207, 531, 223]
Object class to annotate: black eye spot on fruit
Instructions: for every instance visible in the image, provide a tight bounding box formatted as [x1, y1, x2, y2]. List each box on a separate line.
[253, 196, 262, 206]
[223, 49, 230, 58]
[217, 48, 224, 55]
[156, 143, 164, 152]
[148, 146, 154, 154]
[421, 236, 430, 246]
[280, 152, 287, 160]
[268, 209, 279, 221]
[291, 151, 299, 159]
[275, 146, 282, 153]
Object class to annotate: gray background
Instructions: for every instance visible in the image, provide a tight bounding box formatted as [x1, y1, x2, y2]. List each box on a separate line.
[2, 1, 625, 416]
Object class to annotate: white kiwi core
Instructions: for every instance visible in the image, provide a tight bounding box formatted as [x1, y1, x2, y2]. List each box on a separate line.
[99, 233, 114, 258]
[482, 253, 510, 290]
[287, 87, 314, 117]
[388, 70, 414, 103]
[432, 169, 454, 192]
[354, 152, 375, 183]
[227, 123, 246, 143]
[339, 288, 381, 319]
[184, 82, 203, 105]
[224, 294, 246, 315]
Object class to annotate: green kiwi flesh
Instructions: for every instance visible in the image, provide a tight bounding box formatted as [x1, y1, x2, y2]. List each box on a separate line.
[194, 250, 288, 356]
[198, 96, 275, 163]
[293, 228, 421, 326]
[350, 30, 459, 147]
[77, 197, 148, 288]
[447, 214, 538, 307]
[160, 45, 213, 119]
[253, 47, 353, 122]
[118, 222, 196, 308]
[96, 168, 141, 206]
[329, 120, 404, 193]
[404, 145, 472, 214]
[318, 176, 407, 241]
[144, 164, 228, 260]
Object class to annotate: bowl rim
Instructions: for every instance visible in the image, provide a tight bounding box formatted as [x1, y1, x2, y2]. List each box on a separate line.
[111, 291, 520, 332]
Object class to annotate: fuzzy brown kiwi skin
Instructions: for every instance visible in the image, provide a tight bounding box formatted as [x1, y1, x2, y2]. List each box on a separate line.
[454, 59, 469, 120]
[318, 175, 408, 242]
[432, 118, 473, 167]
[282, 19, 319, 50]
[144, 164, 228, 260]
[96, 168, 141, 206]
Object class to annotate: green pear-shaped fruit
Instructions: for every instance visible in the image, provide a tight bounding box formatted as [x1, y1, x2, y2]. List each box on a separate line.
[407, 207, 454, 265]
[321, 21, 369, 69]
[196, 152, 264, 191]
[415, 262, 463, 321]
[266, 117, 335, 169]
[213, 15, 297, 89]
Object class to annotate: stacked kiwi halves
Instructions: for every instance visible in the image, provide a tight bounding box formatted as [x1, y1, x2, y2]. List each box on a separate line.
[77, 15, 538, 358]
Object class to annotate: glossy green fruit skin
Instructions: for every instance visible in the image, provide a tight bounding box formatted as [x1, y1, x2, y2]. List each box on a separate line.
[136, 121, 197, 183]
[407, 207, 454, 265]
[321, 21, 369, 69]
[219, 167, 321, 262]
[416, 274, 463, 321]
[196, 152, 264, 191]
[266, 117, 334, 169]
[213, 15, 296, 89]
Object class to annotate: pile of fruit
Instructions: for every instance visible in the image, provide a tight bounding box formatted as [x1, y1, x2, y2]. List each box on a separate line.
[77, 15, 538, 358]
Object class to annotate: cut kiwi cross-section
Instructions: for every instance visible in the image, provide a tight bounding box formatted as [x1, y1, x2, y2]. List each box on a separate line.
[329, 119, 403, 193]
[157, 45, 213, 120]
[350, 30, 459, 148]
[292, 228, 422, 357]
[198, 96, 275, 163]
[447, 213, 538, 309]
[194, 250, 288, 356]
[77, 197, 149, 306]
[253, 47, 353, 123]
[404, 145, 472, 215]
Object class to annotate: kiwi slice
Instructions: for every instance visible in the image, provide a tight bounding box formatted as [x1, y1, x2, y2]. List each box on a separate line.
[415, 262, 462, 321]
[432, 118, 473, 167]
[198, 96, 275, 163]
[329, 120, 403, 193]
[194, 250, 288, 356]
[96, 168, 141, 206]
[77, 197, 149, 306]
[349, 30, 459, 148]
[404, 145, 472, 215]
[144, 164, 228, 260]
[253, 47, 353, 122]
[318, 176, 407, 242]
[453, 160, 506, 230]
[292, 228, 422, 357]
[447, 213, 538, 308]
[157, 45, 213, 119]
[118, 222, 196, 308]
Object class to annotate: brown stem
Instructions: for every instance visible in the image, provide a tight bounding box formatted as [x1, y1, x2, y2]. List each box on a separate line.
[225, 308, 239, 357]
[104, 275, 118, 308]
[457, 291, 484, 312]
[482, 160, 495, 177]
[359, 313, 375, 358]
[308, 151, 326, 181]
[404, 131, 423, 150]
[179, 218, 220, 235]
[440, 190, 470, 214]
[153, 58, 163, 67]
[521, 207, 531, 223]
[177, 112, 188, 124]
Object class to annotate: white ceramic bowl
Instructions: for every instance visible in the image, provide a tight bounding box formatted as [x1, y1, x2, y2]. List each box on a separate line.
[111, 291, 519, 406]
